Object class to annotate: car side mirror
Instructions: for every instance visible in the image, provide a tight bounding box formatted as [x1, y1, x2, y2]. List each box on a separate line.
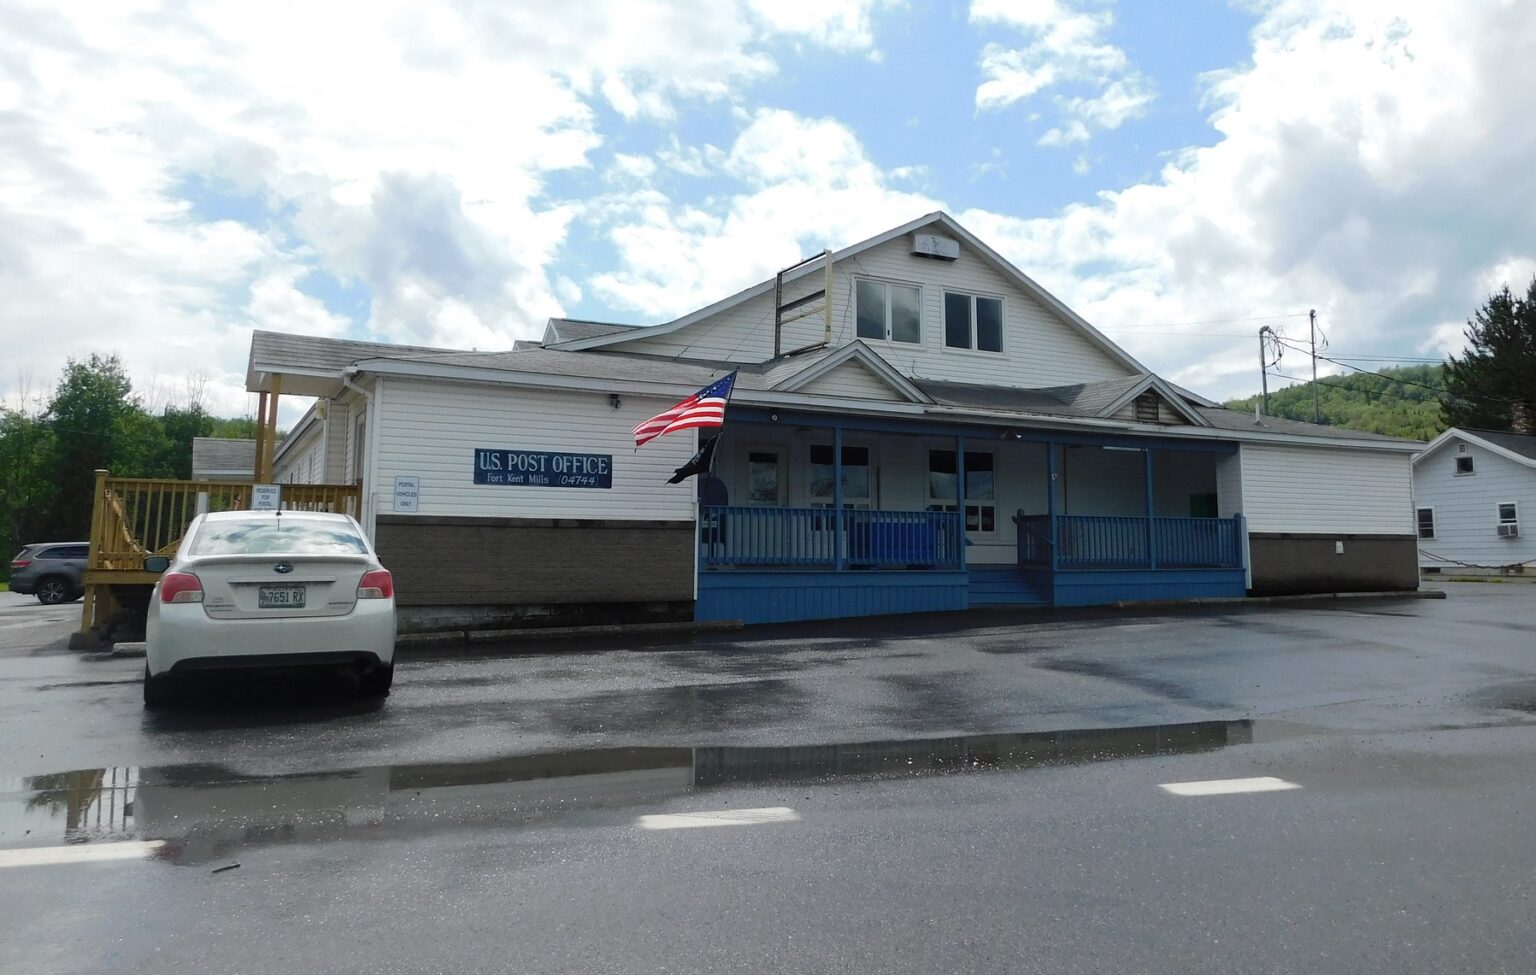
[143, 556, 171, 573]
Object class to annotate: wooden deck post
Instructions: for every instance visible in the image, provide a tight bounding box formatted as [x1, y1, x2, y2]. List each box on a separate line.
[260, 376, 282, 482]
[253, 391, 269, 482]
[79, 469, 109, 634]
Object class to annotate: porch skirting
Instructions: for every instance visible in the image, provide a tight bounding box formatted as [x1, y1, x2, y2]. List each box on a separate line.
[1051, 568, 1247, 606]
[696, 570, 969, 625]
[696, 565, 1248, 625]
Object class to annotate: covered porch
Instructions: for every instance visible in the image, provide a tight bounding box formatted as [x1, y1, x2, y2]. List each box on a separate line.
[695, 407, 1248, 624]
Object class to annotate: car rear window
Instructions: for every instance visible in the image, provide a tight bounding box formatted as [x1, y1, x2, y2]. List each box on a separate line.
[187, 520, 369, 557]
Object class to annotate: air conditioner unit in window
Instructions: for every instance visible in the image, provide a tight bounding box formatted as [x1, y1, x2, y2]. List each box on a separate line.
[1497, 523, 1520, 538]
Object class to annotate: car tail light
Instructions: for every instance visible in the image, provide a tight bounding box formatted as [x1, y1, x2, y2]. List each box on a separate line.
[9, 560, 30, 570]
[357, 569, 394, 600]
[160, 572, 204, 604]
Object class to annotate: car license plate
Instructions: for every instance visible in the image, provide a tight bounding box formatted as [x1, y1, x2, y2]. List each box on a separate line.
[258, 584, 306, 610]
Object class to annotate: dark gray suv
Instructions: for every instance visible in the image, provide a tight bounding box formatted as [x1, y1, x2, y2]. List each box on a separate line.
[9, 543, 90, 605]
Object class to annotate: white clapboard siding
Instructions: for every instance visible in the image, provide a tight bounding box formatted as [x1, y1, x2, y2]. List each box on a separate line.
[619, 235, 1134, 389]
[1411, 439, 1536, 568]
[372, 378, 696, 521]
[1239, 444, 1413, 534]
[796, 361, 906, 400]
[325, 401, 350, 484]
[273, 423, 323, 484]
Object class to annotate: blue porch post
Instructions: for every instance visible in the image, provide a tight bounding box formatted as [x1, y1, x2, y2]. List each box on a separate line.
[1145, 448, 1157, 570]
[834, 424, 845, 571]
[1045, 442, 1059, 571]
[956, 436, 967, 569]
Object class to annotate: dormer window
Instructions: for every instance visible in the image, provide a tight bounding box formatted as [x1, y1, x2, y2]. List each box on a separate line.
[1134, 392, 1160, 423]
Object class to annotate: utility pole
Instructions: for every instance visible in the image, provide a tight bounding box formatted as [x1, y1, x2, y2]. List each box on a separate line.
[1309, 308, 1320, 425]
[1257, 325, 1275, 417]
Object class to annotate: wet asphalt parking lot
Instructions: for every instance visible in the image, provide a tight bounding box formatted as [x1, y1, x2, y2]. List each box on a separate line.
[2, 583, 1535, 973]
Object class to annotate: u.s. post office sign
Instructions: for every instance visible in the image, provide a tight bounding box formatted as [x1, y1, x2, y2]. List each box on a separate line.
[473, 448, 613, 489]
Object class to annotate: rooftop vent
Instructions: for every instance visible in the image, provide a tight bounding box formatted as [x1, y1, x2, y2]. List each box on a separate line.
[911, 233, 959, 261]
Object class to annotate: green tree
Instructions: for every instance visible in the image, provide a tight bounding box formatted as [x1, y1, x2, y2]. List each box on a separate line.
[42, 355, 147, 540]
[1225, 364, 1448, 440]
[1443, 277, 1536, 430]
[0, 402, 55, 569]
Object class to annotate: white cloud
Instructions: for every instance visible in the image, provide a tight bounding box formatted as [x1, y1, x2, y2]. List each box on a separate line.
[972, 0, 1154, 146]
[587, 109, 939, 320]
[745, 0, 896, 54]
[961, 0, 1536, 397]
[0, 0, 896, 423]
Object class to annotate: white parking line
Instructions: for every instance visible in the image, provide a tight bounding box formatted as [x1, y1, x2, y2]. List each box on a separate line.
[1159, 776, 1301, 797]
[0, 840, 165, 869]
[638, 806, 800, 830]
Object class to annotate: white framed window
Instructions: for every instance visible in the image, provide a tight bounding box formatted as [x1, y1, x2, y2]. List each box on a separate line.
[1454, 455, 1475, 475]
[855, 279, 922, 344]
[1416, 507, 1435, 540]
[943, 292, 1004, 353]
[926, 449, 995, 532]
[808, 444, 873, 508]
[1497, 502, 1520, 538]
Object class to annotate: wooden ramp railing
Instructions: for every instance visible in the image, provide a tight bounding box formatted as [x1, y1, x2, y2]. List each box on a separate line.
[80, 470, 362, 634]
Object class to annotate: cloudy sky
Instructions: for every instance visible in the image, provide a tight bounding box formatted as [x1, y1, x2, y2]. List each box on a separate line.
[3, 0, 1534, 423]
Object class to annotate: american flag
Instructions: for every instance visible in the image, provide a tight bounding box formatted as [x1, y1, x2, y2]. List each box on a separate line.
[634, 372, 737, 446]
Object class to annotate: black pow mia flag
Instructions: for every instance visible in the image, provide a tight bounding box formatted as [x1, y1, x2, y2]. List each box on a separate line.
[667, 434, 720, 484]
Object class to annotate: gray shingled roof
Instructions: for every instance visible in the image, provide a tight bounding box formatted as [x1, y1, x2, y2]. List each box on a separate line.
[1195, 407, 1417, 443]
[546, 319, 641, 343]
[191, 438, 256, 477]
[248, 329, 464, 376]
[1463, 428, 1536, 461]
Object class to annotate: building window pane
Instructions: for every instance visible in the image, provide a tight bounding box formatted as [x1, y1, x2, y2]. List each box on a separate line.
[975, 297, 1003, 352]
[890, 285, 921, 343]
[748, 451, 780, 504]
[927, 449, 957, 500]
[927, 449, 995, 532]
[1498, 502, 1518, 524]
[855, 280, 885, 340]
[810, 445, 870, 502]
[1416, 508, 1435, 539]
[944, 292, 971, 348]
[966, 451, 994, 500]
[1455, 456, 1474, 475]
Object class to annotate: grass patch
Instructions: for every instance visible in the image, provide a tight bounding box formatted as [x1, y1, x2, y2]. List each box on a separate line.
[0, 582, 8, 592]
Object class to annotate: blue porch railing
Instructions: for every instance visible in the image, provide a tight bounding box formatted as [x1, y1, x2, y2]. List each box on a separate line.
[1016, 514, 1244, 570]
[700, 506, 964, 569]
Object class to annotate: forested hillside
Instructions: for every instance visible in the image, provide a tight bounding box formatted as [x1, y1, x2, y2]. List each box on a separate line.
[1223, 364, 1446, 440]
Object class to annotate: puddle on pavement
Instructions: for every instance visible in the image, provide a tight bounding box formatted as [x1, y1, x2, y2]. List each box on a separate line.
[0, 718, 1251, 865]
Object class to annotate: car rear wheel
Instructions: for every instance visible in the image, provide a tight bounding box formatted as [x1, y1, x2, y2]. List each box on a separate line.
[143, 665, 177, 708]
[359, 664, 393, 697]
[36, 577, 72, 605]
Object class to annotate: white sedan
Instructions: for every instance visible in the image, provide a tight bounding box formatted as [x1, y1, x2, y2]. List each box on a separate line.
[144, 510, 397, 707]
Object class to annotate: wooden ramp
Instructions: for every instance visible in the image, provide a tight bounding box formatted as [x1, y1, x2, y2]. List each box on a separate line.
[80, 470, 361, 635]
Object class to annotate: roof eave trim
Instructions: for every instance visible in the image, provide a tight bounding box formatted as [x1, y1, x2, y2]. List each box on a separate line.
[1095, 375, 1212, 427]
[773, 343, 934, 403]
[1414, 428, 1536, 469]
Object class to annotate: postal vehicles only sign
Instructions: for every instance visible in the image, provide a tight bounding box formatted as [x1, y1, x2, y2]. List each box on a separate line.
[473, 448, 613, 489]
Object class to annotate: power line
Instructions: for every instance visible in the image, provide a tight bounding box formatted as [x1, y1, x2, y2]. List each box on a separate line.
[1101, 312, 1311, 329]
[1320, 354, 1444, 364]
